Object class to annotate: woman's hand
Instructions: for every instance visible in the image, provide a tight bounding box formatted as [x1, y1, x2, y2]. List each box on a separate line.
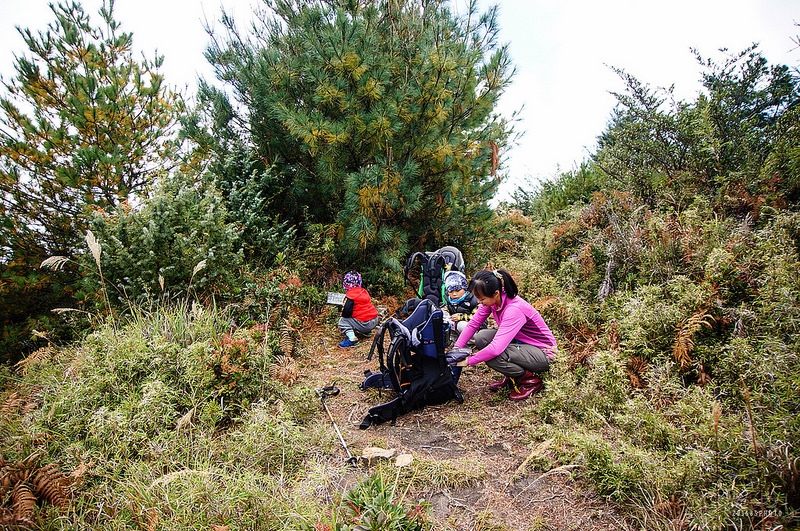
[455, 357, 470, 367]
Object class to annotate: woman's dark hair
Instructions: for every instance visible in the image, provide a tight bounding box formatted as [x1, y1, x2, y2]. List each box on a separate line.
[468, 269, 518, 299]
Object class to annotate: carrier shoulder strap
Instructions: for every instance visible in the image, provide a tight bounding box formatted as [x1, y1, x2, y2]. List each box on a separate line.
[366, 319, 391, 373]
[385, 331, 411, 393]
[431, 311, 448, 375]
[403, 251, 428, 288]
[421, 252, 447, 304]
[366, 318, 413, 394]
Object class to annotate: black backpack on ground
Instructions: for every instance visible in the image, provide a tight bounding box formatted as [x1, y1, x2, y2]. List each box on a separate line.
[359, 298, 463, 429]
[403, 245, 465, 306]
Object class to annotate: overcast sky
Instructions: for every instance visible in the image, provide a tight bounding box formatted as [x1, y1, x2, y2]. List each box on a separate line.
[1, 0, 798, 201]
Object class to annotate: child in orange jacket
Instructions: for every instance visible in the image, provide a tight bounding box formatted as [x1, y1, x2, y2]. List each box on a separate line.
[338, 271, 379, 348]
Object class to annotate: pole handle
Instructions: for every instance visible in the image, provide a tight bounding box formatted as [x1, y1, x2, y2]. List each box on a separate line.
[316, 384, 340, 399]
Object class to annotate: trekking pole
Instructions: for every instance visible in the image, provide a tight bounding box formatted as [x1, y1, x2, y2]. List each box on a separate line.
[316, 385, 358, 467]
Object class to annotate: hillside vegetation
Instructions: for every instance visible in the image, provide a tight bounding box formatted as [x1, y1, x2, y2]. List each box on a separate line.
[1, 1, 799, 530]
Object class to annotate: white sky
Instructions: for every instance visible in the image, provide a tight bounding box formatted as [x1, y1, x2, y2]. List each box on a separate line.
[1, 0, 798, 201]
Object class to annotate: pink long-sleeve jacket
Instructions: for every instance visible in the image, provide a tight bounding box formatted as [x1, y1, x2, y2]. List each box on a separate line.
[454, 291, 557, 366]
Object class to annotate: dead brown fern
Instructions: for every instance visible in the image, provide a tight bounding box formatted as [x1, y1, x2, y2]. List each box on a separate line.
[30, 463, 70, 508]
[0, 455, 71, 527]
[672, 311, 714, 370]
[531, 297, 558, 314]
[68, 460, 93, 491]
[14, 346, 55, 376]
[11, 483, 36, 523]
[564, 326, 600, 370]
[1, 392, 24, 416]
[652, 493, 686, 524]
[531, 297, 567, 331]
[0, 456, 34, 490]
[626, 356, 649, 389]
[279, 319, 296, 357]
[134, 506, 159, 531]
[0, 508, 14, 528]
[270, 355, 299, 386]
[2, 391, 40, 418]
[578, 244, 596, 279]
[606, 319, 621, 351]
[696, 363, 712, 386]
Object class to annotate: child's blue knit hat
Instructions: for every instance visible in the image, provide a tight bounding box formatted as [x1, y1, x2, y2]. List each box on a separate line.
[343, 271, 362, 290]
[444, 271, 468, 292]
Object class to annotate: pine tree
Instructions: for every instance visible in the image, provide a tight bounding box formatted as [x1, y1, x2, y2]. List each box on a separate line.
[0, 1, 184, 259]
[0, 1, 184, 358]
[198, 0, 515, 272]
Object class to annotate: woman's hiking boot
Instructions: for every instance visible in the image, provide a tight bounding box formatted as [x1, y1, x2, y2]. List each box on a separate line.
[509, 371, 543, 401]
[488, 376, 512, 392]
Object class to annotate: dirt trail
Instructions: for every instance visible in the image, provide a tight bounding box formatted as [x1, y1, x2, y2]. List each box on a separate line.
[300, 301, 631, 531]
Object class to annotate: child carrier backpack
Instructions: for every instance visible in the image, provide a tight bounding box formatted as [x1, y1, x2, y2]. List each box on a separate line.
[359, 298, 464, 429]
[403, 245, 465, 305]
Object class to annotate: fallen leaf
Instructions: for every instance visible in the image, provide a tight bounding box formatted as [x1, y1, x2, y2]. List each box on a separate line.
[395, 453, 413, 468]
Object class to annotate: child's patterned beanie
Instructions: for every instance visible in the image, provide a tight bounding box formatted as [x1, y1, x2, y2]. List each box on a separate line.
[343, 271, 362, 290]
[444, 271, 468, 292]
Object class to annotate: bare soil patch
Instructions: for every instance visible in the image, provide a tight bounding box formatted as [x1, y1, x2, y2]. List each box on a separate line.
[298, 299, 632, 531]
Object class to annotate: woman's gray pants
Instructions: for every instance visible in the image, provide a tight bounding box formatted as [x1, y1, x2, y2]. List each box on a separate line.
[473, 329, 551, 378]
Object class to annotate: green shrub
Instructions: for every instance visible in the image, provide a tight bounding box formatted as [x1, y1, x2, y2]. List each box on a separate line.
[20, 301, 276, 459]
[536, 349, 628, 428]
[84, 172, 243, 310]
[613, 396, 681, 451]
[218, 401, 313, 477]
[339, 472, 431, 531]
[614, 277, 712, 363]
[509, 162, 605, 223]
[106, 461, 288, 531]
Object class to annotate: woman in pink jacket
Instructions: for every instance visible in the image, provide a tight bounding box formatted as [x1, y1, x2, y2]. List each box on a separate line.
[454, 269, 557, 400]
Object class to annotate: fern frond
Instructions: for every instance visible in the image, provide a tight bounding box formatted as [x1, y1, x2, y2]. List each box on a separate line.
[672, 311, 715, 370]
[626, 356, 649, 388]
[279, 319, 295, 356]
[269, 355, 299, 385]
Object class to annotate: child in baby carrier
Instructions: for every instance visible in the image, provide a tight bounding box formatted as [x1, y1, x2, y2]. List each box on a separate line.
[441, 270, 481, 344]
